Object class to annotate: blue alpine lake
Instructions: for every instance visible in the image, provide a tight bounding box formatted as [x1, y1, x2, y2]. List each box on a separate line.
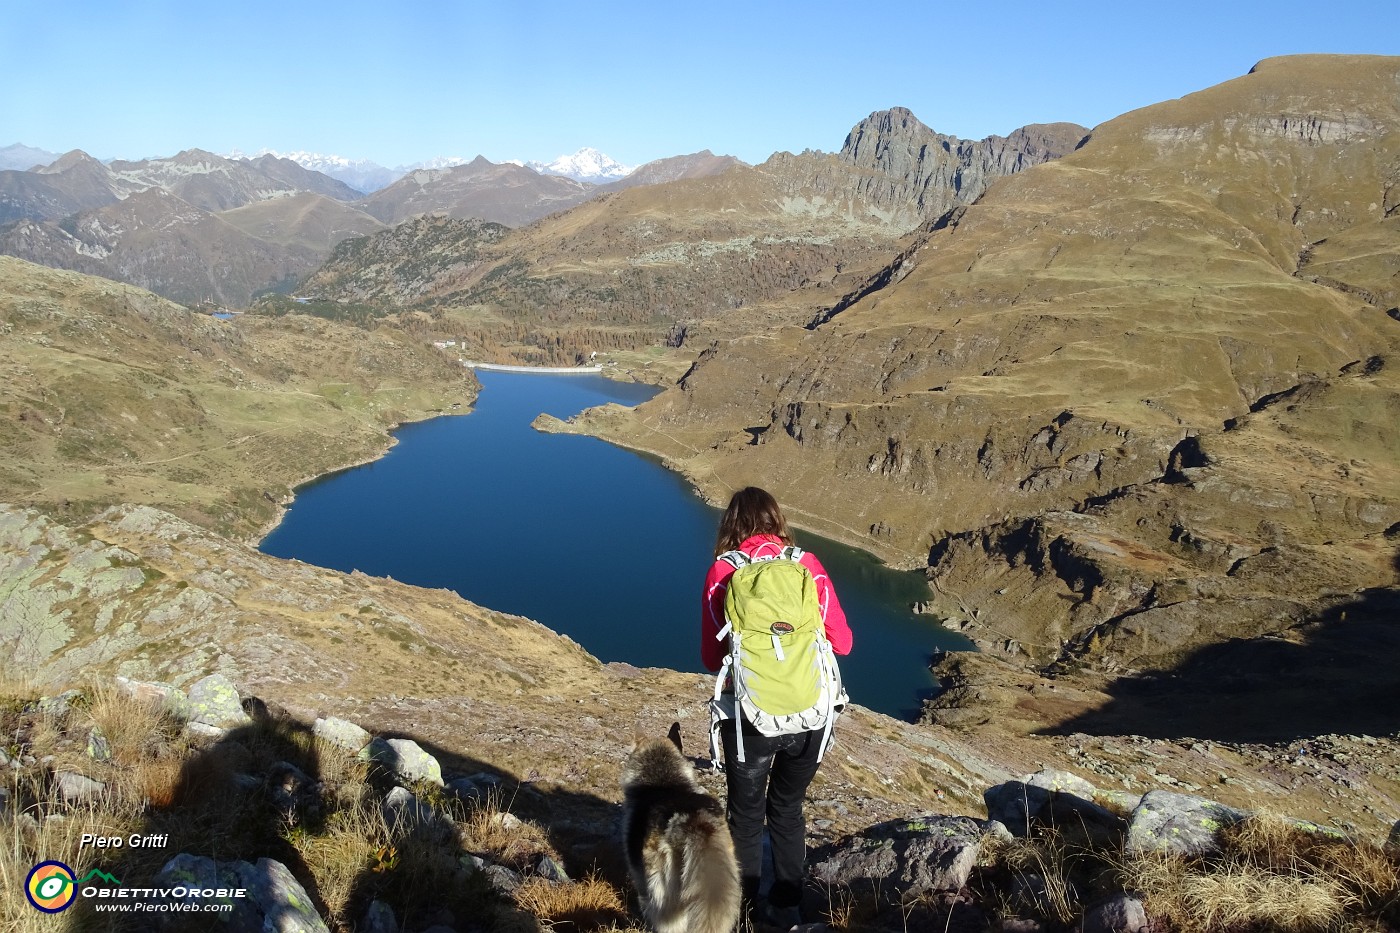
[259, 371, 973, 719]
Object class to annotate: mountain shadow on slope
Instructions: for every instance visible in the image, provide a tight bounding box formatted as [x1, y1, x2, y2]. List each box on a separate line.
[1040, 551, 1400, 743]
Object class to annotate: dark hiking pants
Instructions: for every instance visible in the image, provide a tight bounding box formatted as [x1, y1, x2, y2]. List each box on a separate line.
[720, 723, 825, 910]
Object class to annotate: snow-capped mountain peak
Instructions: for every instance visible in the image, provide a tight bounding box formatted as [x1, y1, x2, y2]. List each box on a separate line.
[524, 148, 635, 183]
[226, 148, 404, 193]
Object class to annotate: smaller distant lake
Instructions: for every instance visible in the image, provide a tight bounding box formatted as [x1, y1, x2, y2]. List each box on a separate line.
[260, 371, 973, 719]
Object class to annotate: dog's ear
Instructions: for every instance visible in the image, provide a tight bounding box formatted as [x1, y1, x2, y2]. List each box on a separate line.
[666, 721, 683, 755]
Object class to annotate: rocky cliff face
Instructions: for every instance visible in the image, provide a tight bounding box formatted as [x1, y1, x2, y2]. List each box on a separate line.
[832, 108, 1086, 226]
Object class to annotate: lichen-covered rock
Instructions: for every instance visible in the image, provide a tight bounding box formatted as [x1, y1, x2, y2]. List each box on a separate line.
[811, 815, 988, 896]
[187, 673, 251, 728]
[984, 769, 1126, 844]
[536, 854, 570, 882]
[313, 715, 370, 752]
[1125, 790, 1248, 857]
[86, 726, 112, 762]
[115, 677, 190, 718]
[154, 853, 329, 932]
[361, 736, 443, 786]
[37, 689, 84, 717]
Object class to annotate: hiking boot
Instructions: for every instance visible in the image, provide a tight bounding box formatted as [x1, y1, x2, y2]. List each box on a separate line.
[762, 902, 803, 929]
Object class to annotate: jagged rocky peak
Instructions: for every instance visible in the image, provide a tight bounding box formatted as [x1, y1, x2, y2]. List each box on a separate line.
[825, 107, 1088, 225]
[840, 106, 947, 170]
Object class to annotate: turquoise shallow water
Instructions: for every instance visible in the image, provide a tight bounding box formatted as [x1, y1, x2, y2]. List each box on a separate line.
[259, 371, 972, 719]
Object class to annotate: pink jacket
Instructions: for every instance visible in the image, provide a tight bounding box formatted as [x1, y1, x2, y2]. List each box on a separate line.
[701, 533, 853, 672]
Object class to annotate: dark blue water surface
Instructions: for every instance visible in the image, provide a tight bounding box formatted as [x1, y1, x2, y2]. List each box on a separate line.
[260, 371, 972, 719]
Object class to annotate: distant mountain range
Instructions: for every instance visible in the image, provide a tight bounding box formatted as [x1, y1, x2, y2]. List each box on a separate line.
[6, 145, 649, 193]
[0, 114, 1079, 309]
[0, 143, 60, 172]
[230, 147, 639, 192]
[0, 142, 743, 306]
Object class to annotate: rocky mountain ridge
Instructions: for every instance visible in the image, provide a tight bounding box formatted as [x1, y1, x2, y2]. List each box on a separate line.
[0, 145, 747, 309]
[297, 108, 1083, 368]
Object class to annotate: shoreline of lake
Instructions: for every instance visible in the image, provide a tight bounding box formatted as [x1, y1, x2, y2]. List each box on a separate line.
[260, 371, 972, 718]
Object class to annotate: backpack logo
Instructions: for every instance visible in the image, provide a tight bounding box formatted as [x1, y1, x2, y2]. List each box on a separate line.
[770, 621, 794, 635]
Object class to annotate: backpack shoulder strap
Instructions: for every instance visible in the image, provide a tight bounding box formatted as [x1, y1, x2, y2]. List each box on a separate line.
[717, 550, 750, 570]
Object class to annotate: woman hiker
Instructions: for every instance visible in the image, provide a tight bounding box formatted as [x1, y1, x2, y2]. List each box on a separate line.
[701, 486, 853, 927]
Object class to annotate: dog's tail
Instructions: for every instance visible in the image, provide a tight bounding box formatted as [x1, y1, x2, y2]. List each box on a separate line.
[677, 809, 742, 933]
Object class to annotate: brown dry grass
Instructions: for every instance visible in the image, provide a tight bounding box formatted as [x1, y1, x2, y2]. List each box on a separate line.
[1120, 812, 1400, 932]
[513, 871, 631, 929]
[0, 680, 643, 932]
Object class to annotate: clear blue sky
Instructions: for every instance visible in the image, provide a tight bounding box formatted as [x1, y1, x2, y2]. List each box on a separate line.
[4, 0, 1397, 168]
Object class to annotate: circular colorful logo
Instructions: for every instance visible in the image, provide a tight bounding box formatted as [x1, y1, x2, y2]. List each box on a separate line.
[26, 861, 77, 913]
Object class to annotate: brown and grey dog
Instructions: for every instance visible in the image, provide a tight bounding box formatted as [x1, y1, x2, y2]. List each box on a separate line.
[621, 726, 741, 933]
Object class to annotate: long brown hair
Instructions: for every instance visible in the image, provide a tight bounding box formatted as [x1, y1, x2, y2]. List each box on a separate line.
[714, 486, 793, 556]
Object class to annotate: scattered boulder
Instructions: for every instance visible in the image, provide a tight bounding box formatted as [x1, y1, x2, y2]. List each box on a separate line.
[381, 785, 452, 842]
[37, 689, 84, 717]
[361, 736, 444, 786]
[313, 716, 370, 752]
[1386, 819, 1400, 858]
[536, 854, 570, 882]
[811, 815, 988, 896]
[1080, 893, 1148, 933]
[187, 673, 252, 728]
[115, 677, 190, 718]
[447, 771, 505, 803]
[154, 853, 328, 933]
[53, 770, 105, 804]
[1124, 790, 1248, 857]
[484, 863, 523, 896]
[984, 769, 1128, 845]
[185, 721, 229, 739]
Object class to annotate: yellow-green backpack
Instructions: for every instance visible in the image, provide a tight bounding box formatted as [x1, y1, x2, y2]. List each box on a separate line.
[709, 547, 845, 764]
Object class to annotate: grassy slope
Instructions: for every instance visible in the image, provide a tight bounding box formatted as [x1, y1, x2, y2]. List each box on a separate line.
[0, 256, 476, 541]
